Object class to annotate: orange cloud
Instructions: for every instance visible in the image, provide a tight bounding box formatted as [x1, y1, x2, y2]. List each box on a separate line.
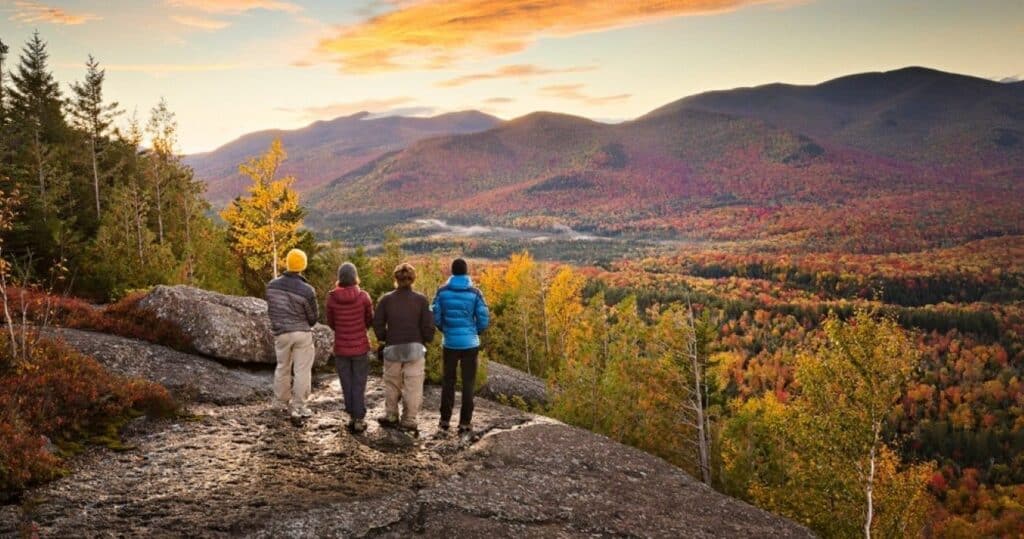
[171, 14, 230, 30]
[314, 0, 790, 72]
[9, 1, 100, 25]
[436, 64, 595, 87]
[166, 0, 302, 14]
[539, 84, 630, 105]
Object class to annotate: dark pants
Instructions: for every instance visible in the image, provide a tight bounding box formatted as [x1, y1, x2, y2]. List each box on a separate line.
[334, 353, 369, 420]
[440, 347, 479, 426]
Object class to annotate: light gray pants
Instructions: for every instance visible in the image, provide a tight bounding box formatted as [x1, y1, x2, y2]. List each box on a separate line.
[383, 358, 425, 423]
[274, 331, 315, 408]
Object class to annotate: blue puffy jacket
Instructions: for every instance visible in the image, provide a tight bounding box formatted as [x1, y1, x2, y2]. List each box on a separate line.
[432, 275, 490, 350]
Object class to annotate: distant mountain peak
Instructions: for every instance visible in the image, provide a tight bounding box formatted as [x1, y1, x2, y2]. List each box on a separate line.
[186, 109, 502, 204]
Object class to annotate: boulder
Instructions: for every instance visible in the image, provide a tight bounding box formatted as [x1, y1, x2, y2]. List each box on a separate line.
[47, 327, 273, 405]
[479, 360, 549, 406]
[137, 285, 333, 366]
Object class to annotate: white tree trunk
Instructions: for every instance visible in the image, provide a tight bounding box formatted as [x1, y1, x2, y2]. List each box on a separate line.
[688, 307, 711, 484]
[131, 188, 144, 263]
[0, 268, 17, 360]
[90, 136, 101, 218]
[522, 304, 532, 375]
[269, 214, 278, 278]
[865, 422, 881, 539]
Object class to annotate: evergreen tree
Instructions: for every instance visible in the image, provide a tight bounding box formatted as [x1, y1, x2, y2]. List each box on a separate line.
[9, 31, 67, 195]
[69, 55, 120, 219]
[6, 32, 77, 268]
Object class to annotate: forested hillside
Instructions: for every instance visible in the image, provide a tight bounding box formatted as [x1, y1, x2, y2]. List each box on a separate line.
[186, 110, 500, 204]
[308, 68, 1024, 254]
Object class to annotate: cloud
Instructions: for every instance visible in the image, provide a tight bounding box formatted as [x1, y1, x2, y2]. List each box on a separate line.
[8, 1, 100, 25]
[436, 63, 595, 87]
[539, 84, 630, 105]
[276, 97, 417, 121]
[166, 0, 302, 14]
[364, 106, 436, 119]
[171, 14, 230, 30]
[484, 97, 515, 104]
[97, 63, 246, 76]
[313, 0, 789, 72]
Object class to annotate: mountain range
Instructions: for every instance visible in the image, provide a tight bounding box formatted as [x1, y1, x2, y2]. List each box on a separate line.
[190, 67, 1024, 253]
[185, 111, 501, 203]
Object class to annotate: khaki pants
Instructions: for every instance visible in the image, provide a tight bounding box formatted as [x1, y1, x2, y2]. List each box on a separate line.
[274, 331, 315, 407]
[383, 358, 425, 423]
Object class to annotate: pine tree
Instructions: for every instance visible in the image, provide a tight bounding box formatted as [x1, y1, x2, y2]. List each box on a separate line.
[69, 55, 120, 219]
[221, 138, 304, 285]
[9, 32, 66, 201]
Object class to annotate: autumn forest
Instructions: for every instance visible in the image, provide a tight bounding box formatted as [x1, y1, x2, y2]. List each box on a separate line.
[2, 27, 1024, 539]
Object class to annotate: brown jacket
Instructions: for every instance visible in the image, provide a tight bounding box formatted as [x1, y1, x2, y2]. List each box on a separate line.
[373, 287, 435, 346]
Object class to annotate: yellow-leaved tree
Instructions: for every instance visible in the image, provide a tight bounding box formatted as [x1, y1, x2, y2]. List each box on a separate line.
[221, 138, 304, 283]
[725, 309, 935, 538]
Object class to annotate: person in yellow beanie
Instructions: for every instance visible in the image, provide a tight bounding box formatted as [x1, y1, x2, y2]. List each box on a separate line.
[265, 248, 318, 420]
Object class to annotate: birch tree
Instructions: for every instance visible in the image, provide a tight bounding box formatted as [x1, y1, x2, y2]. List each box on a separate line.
[221, 138, 304, 280]
[738, 310, 935, 538]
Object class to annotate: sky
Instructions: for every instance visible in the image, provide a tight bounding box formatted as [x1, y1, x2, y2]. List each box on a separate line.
[1, 0, 1022, 154]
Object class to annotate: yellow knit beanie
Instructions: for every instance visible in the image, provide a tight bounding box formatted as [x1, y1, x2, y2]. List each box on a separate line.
[285, 249, 307, 272]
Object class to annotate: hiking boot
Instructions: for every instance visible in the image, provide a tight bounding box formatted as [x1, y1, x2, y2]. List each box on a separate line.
[291, 405, 313, 419]
[352, 419, 368, 433]
[271, 399, 290, 415]
[458, 424, 473, 436]
[378, 415, 400, 427]
[438, 420, 450, 432]
[398, 420, 419, 434]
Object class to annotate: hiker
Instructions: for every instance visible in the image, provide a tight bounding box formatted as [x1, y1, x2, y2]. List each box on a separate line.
[325, 262, 373, 433]
[432, 258, 490, 435]
[266, 248, 319, 420]
[372, 262, 435, 433]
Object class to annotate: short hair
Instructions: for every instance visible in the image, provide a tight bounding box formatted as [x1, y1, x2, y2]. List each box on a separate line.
[393, 262, 416, 287]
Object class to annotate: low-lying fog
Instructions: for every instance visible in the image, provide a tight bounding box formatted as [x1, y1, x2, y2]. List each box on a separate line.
[412, 219, 600, 242]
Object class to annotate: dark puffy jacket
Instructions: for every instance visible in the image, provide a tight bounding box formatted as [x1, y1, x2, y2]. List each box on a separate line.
[432, 275, 490, 350]
[373, 287, 435, 346]
[265, 272, 317, 335]
[325, 285, 373, 356]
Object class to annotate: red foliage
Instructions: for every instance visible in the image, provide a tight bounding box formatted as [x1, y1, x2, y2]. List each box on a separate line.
[0, 333, 176, 493]
[7, 287, 193, 353]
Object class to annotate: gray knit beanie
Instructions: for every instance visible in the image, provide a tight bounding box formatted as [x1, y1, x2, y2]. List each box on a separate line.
[338, 262, 359, 286]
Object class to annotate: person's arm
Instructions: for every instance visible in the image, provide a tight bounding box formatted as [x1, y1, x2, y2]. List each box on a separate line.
[432, 289, 443, 329]
[475, 290, 490, 333]
[363, 292, 374, 330]
[421, 297, 436, 343]
[372, 295, 387, 343]
[306, 289, 318, 327]
[325, 293, 336, 330]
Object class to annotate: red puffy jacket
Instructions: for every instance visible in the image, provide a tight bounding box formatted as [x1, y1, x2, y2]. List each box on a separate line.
[325, 285, 373, 356]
